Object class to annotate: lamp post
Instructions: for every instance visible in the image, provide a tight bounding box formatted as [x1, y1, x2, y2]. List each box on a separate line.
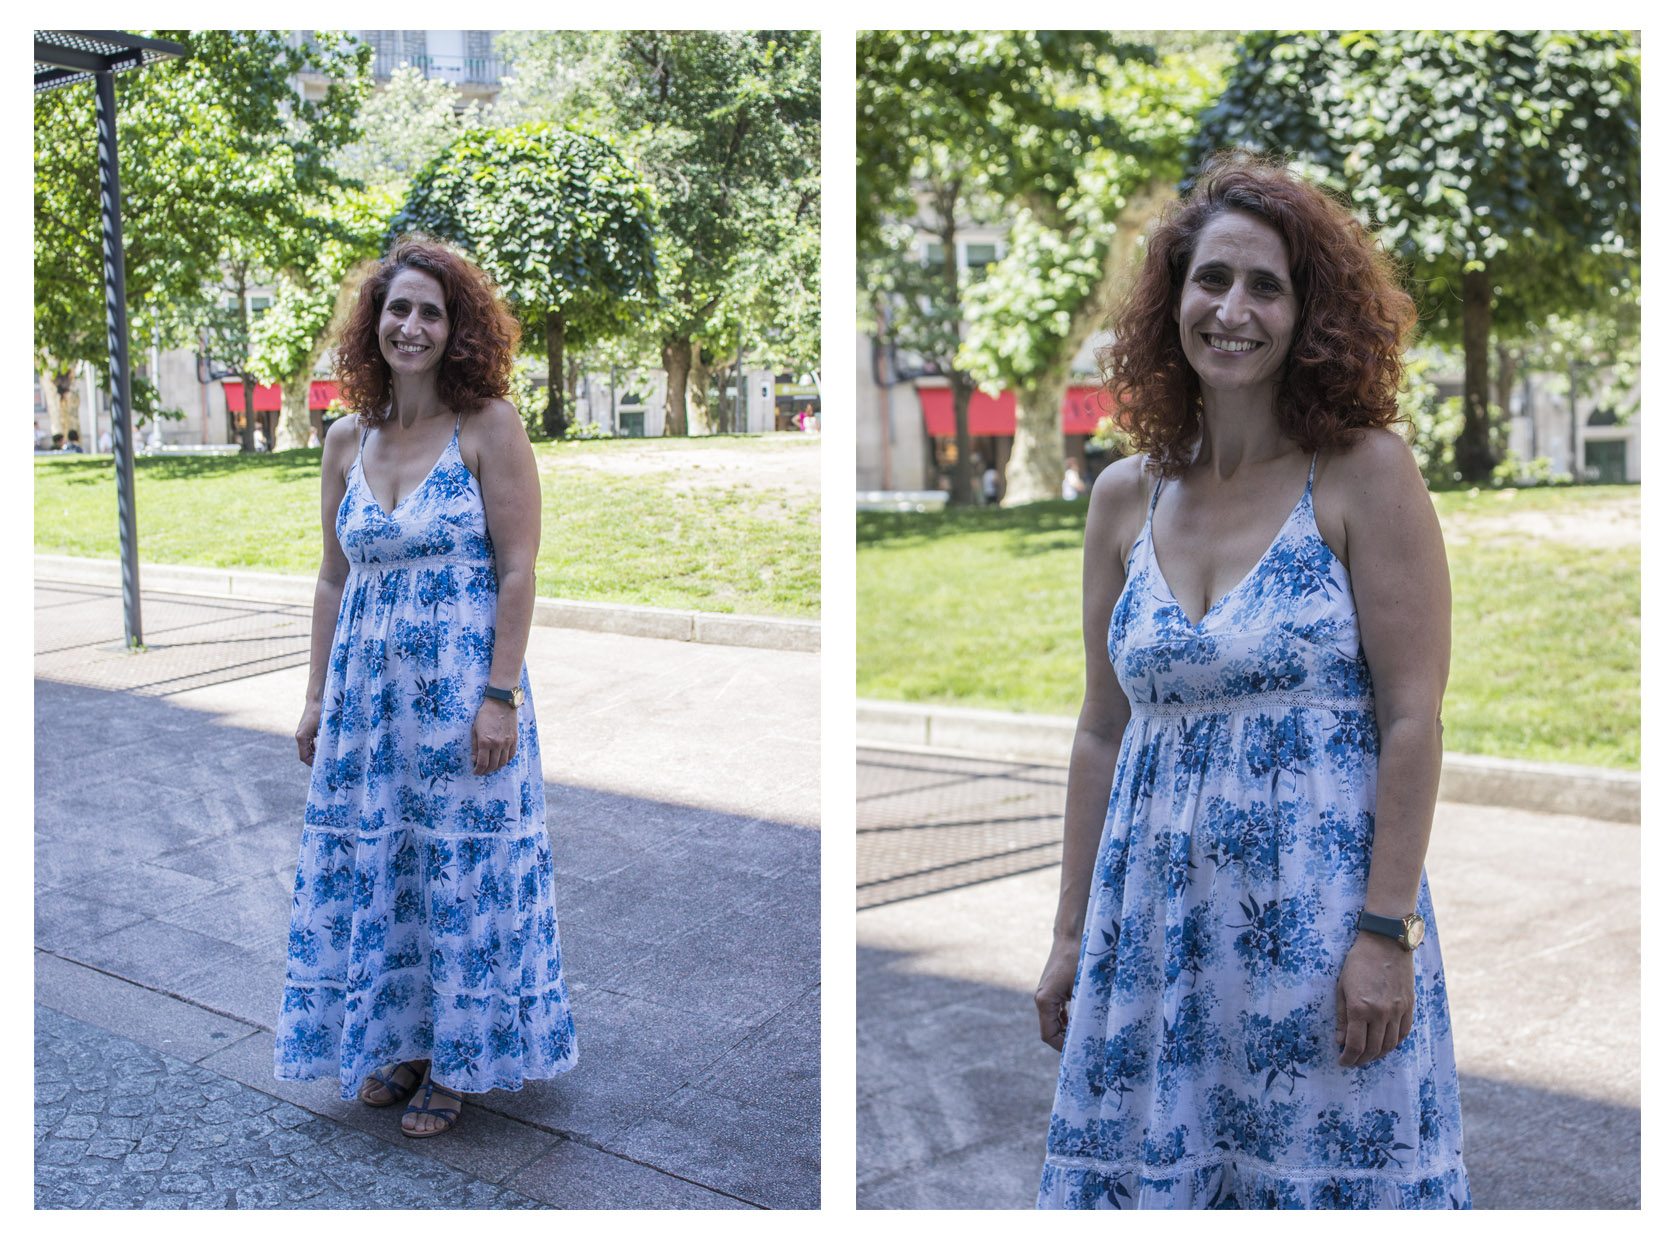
[35, 30, 185, 649]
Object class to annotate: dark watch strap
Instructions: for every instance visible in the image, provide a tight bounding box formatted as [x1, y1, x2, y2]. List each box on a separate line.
[1357, 911, 1408, 939]
[483, 685, 516, 704]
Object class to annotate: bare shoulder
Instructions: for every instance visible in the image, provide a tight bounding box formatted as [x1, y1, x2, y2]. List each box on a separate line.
[1087, 453, 1153, 555]
[321, 414, 360, 480]
[461, 398, 531, 471]
[1327, 427, 1422, 494]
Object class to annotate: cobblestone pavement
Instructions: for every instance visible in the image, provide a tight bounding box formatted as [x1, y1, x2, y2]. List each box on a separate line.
[36, 1006, 542, 1210]
[35, 581, 819, 1210]
[857, 746, 1640, 1210]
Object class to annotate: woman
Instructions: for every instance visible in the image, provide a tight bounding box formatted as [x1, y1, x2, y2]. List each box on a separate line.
[275, 235, 577, 1137]
[1033, 151, 1469, 1208]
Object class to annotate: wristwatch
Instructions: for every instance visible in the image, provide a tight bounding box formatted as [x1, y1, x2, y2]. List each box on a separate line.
[1358, 910, 1426, 951]
[483, 683, 524, 709]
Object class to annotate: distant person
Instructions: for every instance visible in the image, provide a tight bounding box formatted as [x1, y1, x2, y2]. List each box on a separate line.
[306, 426, 322, 449]
[1035, 151, 1469, 1209]
[63, 429, 83, 453]
[280, 234, 577, 1138]
[50, 433, 64, 451]
[98, 429, 112, 453]
[981, 464, 1000, 506]
[1060, 459, 1086, 502]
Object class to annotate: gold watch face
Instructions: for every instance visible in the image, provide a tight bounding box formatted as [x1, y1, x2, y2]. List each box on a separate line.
[1403, 916, 1427, 950]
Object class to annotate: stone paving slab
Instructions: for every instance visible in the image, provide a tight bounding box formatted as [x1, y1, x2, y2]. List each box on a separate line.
[35, 581, 819, 1209]
[35, 1005, 544, 1210]
[856, 747, 1640, 1210]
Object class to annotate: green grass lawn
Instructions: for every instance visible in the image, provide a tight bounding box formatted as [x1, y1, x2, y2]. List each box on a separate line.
[859, 485, 1639, 769]
[36, 435, 820, 619]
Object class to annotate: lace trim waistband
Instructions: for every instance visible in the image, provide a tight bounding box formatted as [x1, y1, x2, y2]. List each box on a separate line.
[346, 554, 493, 572]
[1129, 691, 1372, 719]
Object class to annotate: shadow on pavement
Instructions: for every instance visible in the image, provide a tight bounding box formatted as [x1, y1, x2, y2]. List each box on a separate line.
[36, 679, 818, 1209]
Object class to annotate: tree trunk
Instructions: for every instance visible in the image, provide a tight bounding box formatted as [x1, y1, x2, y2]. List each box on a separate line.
[1493, 342, 1519, 466]
[1003, 366, 1069, 506]
[689, 349, 717, 434]
[661, 336, 691, 437]
[239, 375, 258, 453]
[277, 372, 313, 450]
[1455, 265, 1494, 483]
[543, 310, 568, 439]
[41, 365, 81, 439]
[948, 371, 976, 506]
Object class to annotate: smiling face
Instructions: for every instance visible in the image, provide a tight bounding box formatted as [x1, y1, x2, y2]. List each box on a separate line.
[1175, 210, 1298, 397]
[377, 267, 449, 378]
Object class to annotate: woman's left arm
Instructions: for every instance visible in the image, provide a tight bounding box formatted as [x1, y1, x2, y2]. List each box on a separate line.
[1334, 429, 1452, 1068]
[471, 399, 542, 775]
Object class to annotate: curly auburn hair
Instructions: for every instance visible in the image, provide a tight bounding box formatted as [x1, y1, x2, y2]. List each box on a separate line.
[1102, 149, 1416, 478]
[334, 234, 521, 426]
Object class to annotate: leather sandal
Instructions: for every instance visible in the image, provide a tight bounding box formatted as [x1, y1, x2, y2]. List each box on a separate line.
[358, 1059, 426, 1108]
[401, 1075, 464, 1138]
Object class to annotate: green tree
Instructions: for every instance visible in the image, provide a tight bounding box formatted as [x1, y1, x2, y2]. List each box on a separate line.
[496, 30, 819, 436]
[1193, 30, 1639, 482]
[391, 123, 657, 438]
[857, 31, 1215, 504]
[34, 29, 370, 451]
[253, 66, 481, 448]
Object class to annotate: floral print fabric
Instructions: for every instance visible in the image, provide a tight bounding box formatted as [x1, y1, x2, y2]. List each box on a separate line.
[1039, 457, 1469, 1209]
[274, 419, 577, 1101]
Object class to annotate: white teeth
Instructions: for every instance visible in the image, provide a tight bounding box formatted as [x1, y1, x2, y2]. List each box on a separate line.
[393, 343, 427, 354]
[1207, 336, 1258, 353]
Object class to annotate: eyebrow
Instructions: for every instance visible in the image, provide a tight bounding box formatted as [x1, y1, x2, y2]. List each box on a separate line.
[1190, 259, 1290, 286]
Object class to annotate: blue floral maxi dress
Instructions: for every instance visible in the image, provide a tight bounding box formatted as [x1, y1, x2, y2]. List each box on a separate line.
[1038, 457, 1469, 1209]
[274, 417, 578, 1100]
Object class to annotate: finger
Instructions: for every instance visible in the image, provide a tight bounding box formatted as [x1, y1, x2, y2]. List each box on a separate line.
[1399, 1007, 1415, 1046]
[1357, 1018, 1389, 1067]
[1339, 1019, 1367, 1067]
[1381, 1018, 1403, 1058]
[1335, 982, 1347, 1047]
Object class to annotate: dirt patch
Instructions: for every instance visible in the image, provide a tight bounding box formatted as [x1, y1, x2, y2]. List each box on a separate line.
[1445, 494, 1640, 550]
[542, 439, 820, 498]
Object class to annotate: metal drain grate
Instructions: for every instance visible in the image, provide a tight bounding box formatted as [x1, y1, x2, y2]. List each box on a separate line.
[857, 747, 1068, 909]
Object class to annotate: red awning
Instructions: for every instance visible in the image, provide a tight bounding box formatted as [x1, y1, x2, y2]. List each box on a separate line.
[222, 380, 341, 413]
[917, 384, 1112, 437]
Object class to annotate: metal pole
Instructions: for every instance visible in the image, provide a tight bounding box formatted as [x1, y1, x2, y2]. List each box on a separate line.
[96, 67, 142, 648]
[735, 325, 744, 434]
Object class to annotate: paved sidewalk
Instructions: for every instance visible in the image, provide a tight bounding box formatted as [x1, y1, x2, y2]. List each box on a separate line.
[856, 746, 1640, 1210]
[35, 581, 820, 1210]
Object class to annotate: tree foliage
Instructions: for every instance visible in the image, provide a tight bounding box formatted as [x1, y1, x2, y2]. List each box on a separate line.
[391, 123, 657, 436]
[1193, 30, 1639, 481]
[34, 30, 370, 377]
[858, 31, 1222, 503]
[496, 30, 819, 434]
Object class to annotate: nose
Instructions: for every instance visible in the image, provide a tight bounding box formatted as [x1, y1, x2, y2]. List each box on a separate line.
[1216, 280, 1252, 327]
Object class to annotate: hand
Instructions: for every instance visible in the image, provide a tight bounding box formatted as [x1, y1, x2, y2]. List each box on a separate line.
[471, 698, 518, 775]
[295, 699, 322, 767]
[1034, 937, 1081, 1051]
[1335, 932, 1416, 1067]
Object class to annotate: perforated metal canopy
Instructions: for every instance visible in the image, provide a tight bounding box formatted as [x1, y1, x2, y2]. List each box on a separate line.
[34, 29, 184, 93]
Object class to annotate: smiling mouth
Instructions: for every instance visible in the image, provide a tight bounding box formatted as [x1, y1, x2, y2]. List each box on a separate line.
[391, 342, 429, 355]
[1203, 334, 1260, 354]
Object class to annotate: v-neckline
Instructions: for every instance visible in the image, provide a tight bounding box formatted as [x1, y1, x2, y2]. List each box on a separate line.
[360, 422, 457, 519]
[1147, 474, 1311, 629]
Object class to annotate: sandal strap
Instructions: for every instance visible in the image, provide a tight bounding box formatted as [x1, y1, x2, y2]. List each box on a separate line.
[404, 1079, 463, 1120]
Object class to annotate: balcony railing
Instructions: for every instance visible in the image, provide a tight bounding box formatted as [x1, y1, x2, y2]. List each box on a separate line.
[373, 52, 503, 85]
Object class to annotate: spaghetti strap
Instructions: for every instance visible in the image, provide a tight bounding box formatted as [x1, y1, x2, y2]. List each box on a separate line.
[1305, 450, 1319, 494]
[1145, 462, 1165, 520]
[356, 425, 370, 461]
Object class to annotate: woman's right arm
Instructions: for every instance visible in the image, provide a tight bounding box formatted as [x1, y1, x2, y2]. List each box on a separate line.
[295, 418, 355, 766]
[1034, 455, 1144, 1049]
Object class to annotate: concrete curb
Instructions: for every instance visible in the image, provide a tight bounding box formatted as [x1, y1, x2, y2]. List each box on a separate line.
[858, 699, 1640, 824]
[34, 554, 820, 654]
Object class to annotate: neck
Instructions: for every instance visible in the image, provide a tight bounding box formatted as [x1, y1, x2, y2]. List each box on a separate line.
[387, 371, 446, 429]
[1195, 384, 1292, 478]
